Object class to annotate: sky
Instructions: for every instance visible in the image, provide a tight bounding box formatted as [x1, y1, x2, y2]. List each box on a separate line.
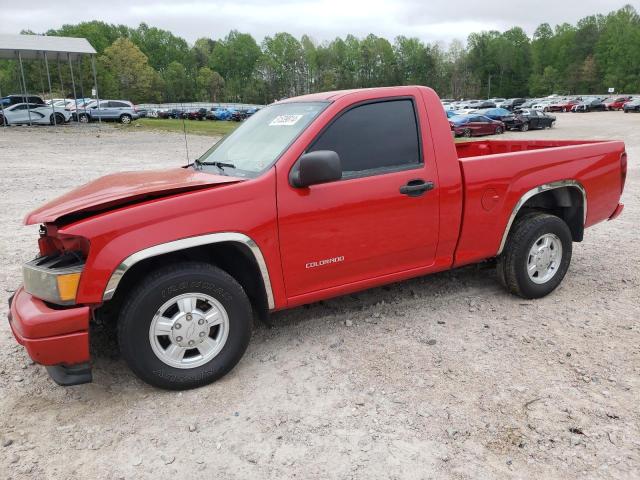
[0, 0, 635, 45]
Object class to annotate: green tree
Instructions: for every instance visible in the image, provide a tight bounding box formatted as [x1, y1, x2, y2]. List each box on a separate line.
[163, 61, 191, 102]
[196, 66, 225, 101]
[99, 37, 161, 102]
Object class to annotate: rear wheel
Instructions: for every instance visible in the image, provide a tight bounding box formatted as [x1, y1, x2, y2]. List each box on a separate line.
[497, 213, 572, 299]
[495, 126, 503, 134]
[520, 123, 529, 132]
[118, 262, 252, 390]
[50, 113, 65, 125]
[78, 113, 89, 123]
[120, 114, 132, 124]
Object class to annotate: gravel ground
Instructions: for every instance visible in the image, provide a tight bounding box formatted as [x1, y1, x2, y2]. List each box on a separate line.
[0, 113, 638, 480]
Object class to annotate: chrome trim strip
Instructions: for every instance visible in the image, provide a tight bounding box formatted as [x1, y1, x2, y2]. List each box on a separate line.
[102, 232, 275, 309]
[497, 180, 587, 255]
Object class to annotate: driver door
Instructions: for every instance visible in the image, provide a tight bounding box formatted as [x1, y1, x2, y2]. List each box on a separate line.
[277, 97, 440, 299]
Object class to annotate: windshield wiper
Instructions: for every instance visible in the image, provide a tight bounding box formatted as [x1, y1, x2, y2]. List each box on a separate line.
[193, 159, 236, 174]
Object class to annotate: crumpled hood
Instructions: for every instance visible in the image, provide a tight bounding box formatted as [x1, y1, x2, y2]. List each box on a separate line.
[25, 167, 243, 225]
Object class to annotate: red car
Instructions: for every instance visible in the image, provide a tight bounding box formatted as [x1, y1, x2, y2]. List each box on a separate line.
[8, 86, 627, 389]
[449, 114, 505, 137]
[603, 96, 632, 111]
[547, 99, 580, 112]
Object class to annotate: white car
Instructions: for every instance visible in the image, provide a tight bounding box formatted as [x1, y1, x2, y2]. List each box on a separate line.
[0, 102, 72, 125]
[532, 101, 553, 111]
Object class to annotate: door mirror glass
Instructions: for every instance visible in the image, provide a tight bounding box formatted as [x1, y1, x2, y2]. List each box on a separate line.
[290, 150, 342, 188]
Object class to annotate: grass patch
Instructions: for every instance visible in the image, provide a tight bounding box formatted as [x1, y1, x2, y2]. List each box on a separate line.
[132, 118, 240, 136]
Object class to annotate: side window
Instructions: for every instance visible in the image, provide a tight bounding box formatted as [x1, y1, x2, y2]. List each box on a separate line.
[112, 101, 128, 108]
[309, 99, 421, 175]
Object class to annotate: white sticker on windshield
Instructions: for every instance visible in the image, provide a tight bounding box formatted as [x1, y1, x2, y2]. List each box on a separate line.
[269, 114, 303, 126]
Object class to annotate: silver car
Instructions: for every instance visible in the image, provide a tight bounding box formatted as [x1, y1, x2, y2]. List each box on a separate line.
[0, 102, 71, 126]
[77, 100, 140, 124]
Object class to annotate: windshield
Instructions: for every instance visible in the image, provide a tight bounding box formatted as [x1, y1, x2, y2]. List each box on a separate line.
[197, 101, 327, 177]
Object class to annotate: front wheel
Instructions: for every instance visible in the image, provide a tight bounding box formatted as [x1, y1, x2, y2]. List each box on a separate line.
[497, 213, 572, 299]
[462, 128, 472, 138]
[520, 122, 529, 132]
[495, 126, 503, 134]
[120, 114, 132, 124]
[118, 262, 252, 390]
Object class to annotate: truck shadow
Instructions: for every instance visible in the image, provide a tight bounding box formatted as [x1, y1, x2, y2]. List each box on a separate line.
[89, 261, 500, 367]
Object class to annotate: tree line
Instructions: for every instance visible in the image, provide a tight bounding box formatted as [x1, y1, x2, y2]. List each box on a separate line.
[0, 4, 638, 104]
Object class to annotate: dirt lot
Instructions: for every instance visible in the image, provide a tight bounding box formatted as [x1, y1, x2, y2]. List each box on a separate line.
[0, 113, 638, 480]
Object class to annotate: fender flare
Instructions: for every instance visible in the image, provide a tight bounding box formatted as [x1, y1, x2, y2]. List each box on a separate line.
[497, 180, 587, 255]
[102, 232, 274, 309]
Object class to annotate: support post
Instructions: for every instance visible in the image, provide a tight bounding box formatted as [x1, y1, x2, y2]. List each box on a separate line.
[17, 51, 33, 126]
[90, 55, 101, 124]
[67, 53, 79, 125]
[0, 81, 6, 128]
[44, 52, 58, 126]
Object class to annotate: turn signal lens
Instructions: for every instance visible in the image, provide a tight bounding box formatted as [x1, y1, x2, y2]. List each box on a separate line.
[56, 272, 81, 302]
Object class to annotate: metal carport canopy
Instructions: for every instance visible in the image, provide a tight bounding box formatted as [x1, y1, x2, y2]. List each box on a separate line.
[0, 34, 96, 60]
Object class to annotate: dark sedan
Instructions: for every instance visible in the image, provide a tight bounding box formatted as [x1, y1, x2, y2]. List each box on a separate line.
[515, 109, 556, 130]
[474, 108, 523, 130]
[571, 98, 606, 112]
[449, 114, 505, 137]
[623, 99, 640, 112]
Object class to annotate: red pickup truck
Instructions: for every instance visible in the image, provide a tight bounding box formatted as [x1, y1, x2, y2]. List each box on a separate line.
[8, 86, 627, 390]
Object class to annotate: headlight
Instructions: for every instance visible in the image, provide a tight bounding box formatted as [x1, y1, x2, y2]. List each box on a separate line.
[22, 252, 84, 305]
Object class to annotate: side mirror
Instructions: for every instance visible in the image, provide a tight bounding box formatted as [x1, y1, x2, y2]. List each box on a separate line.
[289, 150, 342, 188]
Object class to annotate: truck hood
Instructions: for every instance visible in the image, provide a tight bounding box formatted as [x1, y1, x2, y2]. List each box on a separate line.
[25, 167, 243, 225]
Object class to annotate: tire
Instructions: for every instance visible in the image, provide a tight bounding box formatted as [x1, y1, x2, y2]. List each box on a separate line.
[463, 128, 472, 138]
[497, 213, 572, 299]
[118, 261, 252, 390]
[520, 122, 529, 132]
[120, 114, 132, 124]
[50, 113, 65, 125]
[0, 115, 6, 126]
[78, 113, 90, 123]
[495, 126, 503, 134]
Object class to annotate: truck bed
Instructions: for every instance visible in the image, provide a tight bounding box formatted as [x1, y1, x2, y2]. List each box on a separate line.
[455, 139, 607, 158]
[452, 139, 625, 267]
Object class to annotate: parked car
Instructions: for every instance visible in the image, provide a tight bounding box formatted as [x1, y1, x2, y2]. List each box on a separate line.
[449, 114, 505, 137]
[75, 100, 140, 124]
[0, 102, 71, 126]
[514, 109, 556, 131]
[1, 94, 45, 108]
[8, 86, 627, 390]
[231, 109, 252, 121]
[183, 108, 208, 120]
[473, 108, 522, 130]
[571, 98, 606, 112]
[547, 98, 580, 112]
[623, 99, 640, 112]
[532, 100, 554, 111]
[603, 96, 632, 111]
[207, 107, 234, 121]
[499, 98, 526, 110]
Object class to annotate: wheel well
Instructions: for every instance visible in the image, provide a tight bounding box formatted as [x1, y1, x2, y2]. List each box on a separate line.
[100, 242, 269, 324]
[514, 186, 584, 241]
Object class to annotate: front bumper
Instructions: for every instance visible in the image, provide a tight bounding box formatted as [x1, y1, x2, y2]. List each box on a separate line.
[8, 287, 92, 385]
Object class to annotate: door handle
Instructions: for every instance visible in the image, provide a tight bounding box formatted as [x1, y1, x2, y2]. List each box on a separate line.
[399, 179, 435, 197]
